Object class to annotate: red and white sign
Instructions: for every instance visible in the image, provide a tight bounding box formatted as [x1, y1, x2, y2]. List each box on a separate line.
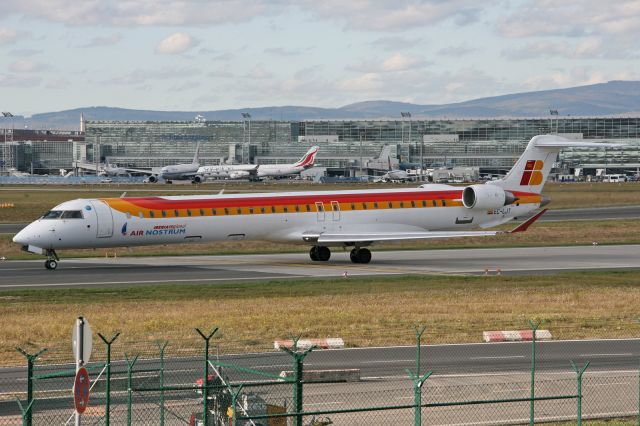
[73, 367, 90, 414]
[483, 329, 552, 342]
[274, 338, 344, 350]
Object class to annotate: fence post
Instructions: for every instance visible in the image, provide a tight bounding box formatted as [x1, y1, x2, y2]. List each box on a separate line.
[124, 353, 139, 426]
[528, 320, 540, 426]
[196, 327, 219, 426]
[98, 332, 120, 426]
[406, 368, 432, 426]
[155, 340, 169, 426]
[571, 361, 589, 426]
[16, 347, 47, 426]
[279, 335, 316, 426]
[15, 397, 34, 426]
[231, 385, 244, 426]
[413, 325, 428, 425]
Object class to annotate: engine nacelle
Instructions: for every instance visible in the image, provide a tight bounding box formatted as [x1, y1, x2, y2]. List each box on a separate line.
[147, 175, 158, 183]
[192, 175, 203, 184]
[462, 184, 517, 209]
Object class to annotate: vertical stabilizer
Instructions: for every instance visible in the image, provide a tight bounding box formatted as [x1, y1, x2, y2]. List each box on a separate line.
[192, 141, 201, 165]
[490, 135, 622, 194]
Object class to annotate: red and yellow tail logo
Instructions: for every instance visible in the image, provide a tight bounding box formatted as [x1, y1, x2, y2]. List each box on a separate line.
[520, 160, 544, 185]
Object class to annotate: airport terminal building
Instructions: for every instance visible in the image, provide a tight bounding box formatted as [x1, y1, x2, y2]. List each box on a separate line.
[3, 117, 640, 177]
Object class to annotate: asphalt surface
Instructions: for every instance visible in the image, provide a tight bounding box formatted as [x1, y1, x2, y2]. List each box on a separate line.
[2, 205, 640, 236]
[0, 244, 638, 290]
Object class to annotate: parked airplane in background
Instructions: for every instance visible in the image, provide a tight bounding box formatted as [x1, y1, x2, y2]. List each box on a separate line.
[147, 142, 201, 183]
[13, 136, 620, 270]
[194, 146, 318, 182]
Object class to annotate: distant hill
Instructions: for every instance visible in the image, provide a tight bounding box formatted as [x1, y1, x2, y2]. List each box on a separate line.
[3, 80, 640, 130]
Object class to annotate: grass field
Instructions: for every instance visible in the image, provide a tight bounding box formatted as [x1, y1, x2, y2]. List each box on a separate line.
[2, 271, 640, 365]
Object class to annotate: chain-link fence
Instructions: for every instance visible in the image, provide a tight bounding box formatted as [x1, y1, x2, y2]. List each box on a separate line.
[1, 321, 639, 425]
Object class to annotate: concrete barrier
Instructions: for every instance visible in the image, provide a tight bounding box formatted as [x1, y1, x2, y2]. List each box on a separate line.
[483, 329, 552, 342]
[274, 338, 344, 350]
[279, 369, 360, 383]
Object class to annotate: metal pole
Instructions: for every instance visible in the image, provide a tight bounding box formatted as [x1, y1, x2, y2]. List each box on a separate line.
[196, 327, 219, 426]
[413, 325, 427, 425]
[231, 385, 244, 426]
[98, 333, 120, 426]
[280, 336, 315, 426]
[124, 353, 138, 426]
[156, 341, 168, 426]
[16, 347, 46, 426]
[528, 320, 540, 426]
[571, 361, 589, 426]
[76, 317, 85, 426]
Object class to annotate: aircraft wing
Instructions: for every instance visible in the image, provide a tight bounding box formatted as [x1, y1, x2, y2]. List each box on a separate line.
[306, 209, 547, 244]
[122, 167, 161, 175]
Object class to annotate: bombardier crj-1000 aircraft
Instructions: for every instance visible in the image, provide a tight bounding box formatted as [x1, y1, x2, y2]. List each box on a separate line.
[13, 136, 618, 270]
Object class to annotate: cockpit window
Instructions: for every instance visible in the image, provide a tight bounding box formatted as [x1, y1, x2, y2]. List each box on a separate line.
[61, 210, 84, 219]
[42, 210, 63, 219]
[42, 210, 83, 219]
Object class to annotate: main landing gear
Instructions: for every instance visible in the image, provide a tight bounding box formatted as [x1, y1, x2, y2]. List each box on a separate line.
[349, 248, 371, 264]
[44, 249, 59, 270]
[309, 246, 372, 264]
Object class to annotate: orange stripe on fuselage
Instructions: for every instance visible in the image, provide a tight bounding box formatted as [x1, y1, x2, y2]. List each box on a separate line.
[101, 190, 542, 218]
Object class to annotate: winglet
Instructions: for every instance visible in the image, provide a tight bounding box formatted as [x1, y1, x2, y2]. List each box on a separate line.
[510, 209, 547, 233]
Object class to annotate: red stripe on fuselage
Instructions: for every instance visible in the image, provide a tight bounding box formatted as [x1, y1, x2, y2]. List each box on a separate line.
[112, 189, 539, 211]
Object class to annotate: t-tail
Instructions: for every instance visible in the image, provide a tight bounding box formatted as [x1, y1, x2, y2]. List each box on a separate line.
[294, 146, 319, 168]
[489, 135, 623, 194]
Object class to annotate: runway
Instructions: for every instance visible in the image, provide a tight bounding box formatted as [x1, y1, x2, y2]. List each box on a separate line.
[2, 205, 640, 235]
[0, 244, 638, 290]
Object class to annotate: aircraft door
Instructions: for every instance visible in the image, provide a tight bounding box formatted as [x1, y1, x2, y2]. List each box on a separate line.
[315, 202, 325, 222]
[90, 200, 114, 238]
[330, 201, 341, 221]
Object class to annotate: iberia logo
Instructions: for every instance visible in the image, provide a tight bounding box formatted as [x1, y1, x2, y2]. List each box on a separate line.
[520, 159, 544, 185]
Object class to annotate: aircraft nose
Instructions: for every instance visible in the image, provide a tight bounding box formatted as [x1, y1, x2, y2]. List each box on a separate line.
[12, 227, 30, 246]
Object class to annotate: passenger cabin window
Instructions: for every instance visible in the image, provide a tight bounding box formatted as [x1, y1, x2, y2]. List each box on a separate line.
[200, 209, 204, 216]
[213, 209, 217, 216]
[388, 202, 393, 208]
[362, 203, 368, 210]
[138, 212, 144, 218]
[126, 212, 132, 219]
[271, 206, 276, 213]
[162, 210, 167, 217]
[61, 210, 83, 219]
[422, 200, 427, 207]
[400, 202, 404, 208]
[432, 200, 437, 207]
[373, 202, 379, 209]
[261, 207, 266, 214]
[295, 205, 300, 212]
[249, 208, 254, 214]
[174, 210, 179, 217]
[442, 200, 447, 206]
[283, 206, 288, 213]
[237, 208, 242, 215]
[411, 201, 416, 208]
[187, 209, 192, 217]
[351, 203, 355, 210]
[149, 211, 155, 218]
[306, 204, 311, 212]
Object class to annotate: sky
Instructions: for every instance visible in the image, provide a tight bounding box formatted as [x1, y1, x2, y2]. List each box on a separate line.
[1, 0, 639, 116]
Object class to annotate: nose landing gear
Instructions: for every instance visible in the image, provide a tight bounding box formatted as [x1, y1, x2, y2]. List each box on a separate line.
[44, 249, 59, 270]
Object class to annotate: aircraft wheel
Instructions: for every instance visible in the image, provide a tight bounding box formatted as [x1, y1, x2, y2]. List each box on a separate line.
[350, 249, 360, 263]
[45, 259, 58, 270]
[317, 246, 331, 262]
[309, 247, 319, 261]
[357, 248, 371, 264]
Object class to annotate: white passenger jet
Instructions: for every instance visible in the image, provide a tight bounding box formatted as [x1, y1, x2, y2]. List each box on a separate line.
[194, 146, 318, 182]
[13, 136, 618, 270]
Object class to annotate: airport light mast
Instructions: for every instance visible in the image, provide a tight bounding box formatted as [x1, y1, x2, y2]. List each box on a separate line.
[241, 112, 251, 164]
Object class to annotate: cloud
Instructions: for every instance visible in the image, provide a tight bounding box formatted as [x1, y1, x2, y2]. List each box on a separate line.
[0, 0, 280, 26]
[502, 38, 636, 60]
[156, 32, 196, 54]
[80, 34, 122, 48]
[264, 47, 304, 56]
[437, 44, 475, 57]
[105, 67, 202, 85]
[8, 48, 42, 57]
[522, 67, 640, 92]
[0, 28, 17, 44]
[0, 73, 41, 87]
[348, 53, 429, 74]
[370, 36, 424, 51]
[8, 59, 48, 72]
[304, 0, 482, 31]
[498, 0, 640, 39]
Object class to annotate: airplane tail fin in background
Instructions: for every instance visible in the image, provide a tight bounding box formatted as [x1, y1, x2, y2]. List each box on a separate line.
[192, 141, 201, 165]
[294, 146, 319, 168]
[490, 135, 623, 194]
